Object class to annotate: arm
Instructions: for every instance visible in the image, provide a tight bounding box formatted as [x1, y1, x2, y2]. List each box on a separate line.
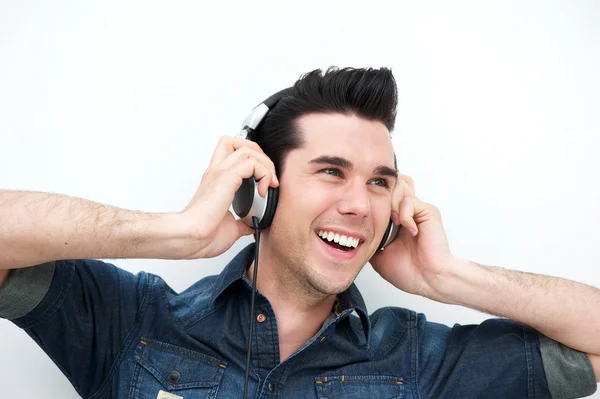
[370, 174, 599, 385]
[0, 190, 194, 270]
[431, 258, 600, 382]
[0, 137, 279, 272]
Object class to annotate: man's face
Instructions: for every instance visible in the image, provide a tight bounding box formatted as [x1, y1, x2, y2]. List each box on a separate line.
[267, 113, 397, 296]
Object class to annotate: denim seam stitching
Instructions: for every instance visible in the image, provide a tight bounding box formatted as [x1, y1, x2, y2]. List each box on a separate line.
[523, 325, 535, 399]
[373, 308, 408, 360]
[22, 273, 88, 397]
[20, 264, 83, 396]
[87, 272, 155, 399]
[127, 361, 143, 399]
[183, 299, 225, 329]
[158, 284, 188, 331]
[20, 261, 75, 329]
[176, 286, 213, 326]
[411, 311, 422, 399]
[268, 301, 280, 369]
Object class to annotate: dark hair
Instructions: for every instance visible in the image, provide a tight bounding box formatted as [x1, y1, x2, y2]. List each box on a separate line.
[251, 66, 398, 176]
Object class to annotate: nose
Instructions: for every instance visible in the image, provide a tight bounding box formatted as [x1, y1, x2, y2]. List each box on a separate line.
[336, 179, 370, 218]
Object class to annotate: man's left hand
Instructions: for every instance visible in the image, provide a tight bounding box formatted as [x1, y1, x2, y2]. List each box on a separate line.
[370, 174, 458, 298]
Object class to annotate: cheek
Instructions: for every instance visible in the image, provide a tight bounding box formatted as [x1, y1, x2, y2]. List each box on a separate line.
[373, 196, 393, 231]
[277, 184, 335, 223]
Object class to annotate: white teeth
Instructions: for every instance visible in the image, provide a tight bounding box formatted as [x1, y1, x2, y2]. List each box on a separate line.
[317, 230, 360, 248]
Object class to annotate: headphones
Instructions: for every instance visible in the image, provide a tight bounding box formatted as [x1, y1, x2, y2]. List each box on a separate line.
[232, 88, 400, 251]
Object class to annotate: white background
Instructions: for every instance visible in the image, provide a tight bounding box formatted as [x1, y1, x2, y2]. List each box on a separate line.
[1, 1, 599, 397]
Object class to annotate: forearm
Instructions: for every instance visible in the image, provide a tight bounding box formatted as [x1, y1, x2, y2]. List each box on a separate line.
[432, 258, 600, 356]
[0, 190, 194, 269]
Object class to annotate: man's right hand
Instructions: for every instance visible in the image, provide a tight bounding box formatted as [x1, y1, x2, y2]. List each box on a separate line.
[179, 136, 279, 259]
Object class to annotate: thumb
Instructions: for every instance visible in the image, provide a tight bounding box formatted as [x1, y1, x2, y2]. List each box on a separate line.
[235, 218, 255, 238]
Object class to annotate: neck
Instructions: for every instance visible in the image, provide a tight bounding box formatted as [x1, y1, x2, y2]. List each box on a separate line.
[246, 240, 336, 361]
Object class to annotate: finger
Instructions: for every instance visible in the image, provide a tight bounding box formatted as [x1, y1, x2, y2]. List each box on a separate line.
[241, 158, 273, 197]
[398, 173, 415, 196]
[390, 177, 405, 224]
[225, 146, 277, 179]
[209, 136, 273, 174]
[222, 211, 254, 240]
[219, 155, 273, 197]
[217, 146, 279, 189]
[240, 147, 278, 187]
[398, 196, 419, 236]
[257, 170, 272, 197]
[209, 136, 234, 167]
[235, 216, 254, 237]
[391, 179, 414, 223]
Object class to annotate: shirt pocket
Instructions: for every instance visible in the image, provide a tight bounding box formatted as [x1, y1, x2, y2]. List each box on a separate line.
[130, 338, 227, 399]
[315, 375, 404, 399]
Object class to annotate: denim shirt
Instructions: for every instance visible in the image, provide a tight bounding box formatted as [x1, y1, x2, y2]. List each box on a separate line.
[1, 243, 597, 398]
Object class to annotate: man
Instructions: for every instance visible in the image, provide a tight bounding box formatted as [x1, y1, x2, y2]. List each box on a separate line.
[0, 67, 598, 398]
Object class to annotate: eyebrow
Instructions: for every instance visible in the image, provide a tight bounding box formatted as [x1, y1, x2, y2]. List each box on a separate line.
[309, 155, 398, 180]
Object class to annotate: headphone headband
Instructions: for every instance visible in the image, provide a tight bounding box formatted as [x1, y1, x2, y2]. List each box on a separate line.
[237, 88, 291, 139]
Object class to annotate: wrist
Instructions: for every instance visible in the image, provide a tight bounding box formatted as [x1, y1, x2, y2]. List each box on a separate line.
[427, 257, 488, 306]
[154, 213, 200, 260]
[123, 212, 197, 260]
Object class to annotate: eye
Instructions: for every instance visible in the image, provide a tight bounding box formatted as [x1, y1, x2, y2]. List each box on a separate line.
[370, 178, 391, 189]
[320, 168, 343, 177]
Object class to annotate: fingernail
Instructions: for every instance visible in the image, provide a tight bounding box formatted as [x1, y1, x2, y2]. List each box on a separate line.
[409, 227, 418, 236]
[391, 211, 400, 225]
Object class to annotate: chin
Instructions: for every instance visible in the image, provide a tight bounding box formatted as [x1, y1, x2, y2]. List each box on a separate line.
[306, 273, 355, 296]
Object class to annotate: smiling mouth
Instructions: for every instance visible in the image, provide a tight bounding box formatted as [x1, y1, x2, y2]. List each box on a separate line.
[316, 231, 361, 252]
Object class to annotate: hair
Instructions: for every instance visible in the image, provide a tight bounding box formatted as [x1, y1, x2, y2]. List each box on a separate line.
[250, 66, 398, 176]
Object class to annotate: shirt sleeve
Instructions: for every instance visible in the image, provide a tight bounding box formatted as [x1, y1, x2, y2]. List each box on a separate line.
[416, 315, 552, 398]
[0, 262, 55, 320]
[416, 315, 598, 398]
[538, 334, 598, 398]
[0, 259, 151, 398]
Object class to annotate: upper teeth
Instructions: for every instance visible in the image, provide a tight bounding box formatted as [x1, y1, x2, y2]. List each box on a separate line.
[317, 230, 360, 248]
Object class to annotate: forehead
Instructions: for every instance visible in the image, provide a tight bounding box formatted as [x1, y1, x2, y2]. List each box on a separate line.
[294, 113, 395, 165]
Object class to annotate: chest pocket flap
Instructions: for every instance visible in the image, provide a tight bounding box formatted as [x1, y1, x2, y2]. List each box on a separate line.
[133, 338, 226, 395]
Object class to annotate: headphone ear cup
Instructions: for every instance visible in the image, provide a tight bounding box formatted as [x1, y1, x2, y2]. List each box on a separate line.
[232, 177, 256, 220]
[232, 177, 279, 229]
[258, 185, 278, 229]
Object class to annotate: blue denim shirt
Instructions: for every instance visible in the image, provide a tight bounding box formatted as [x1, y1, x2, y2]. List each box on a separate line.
[1, 243, 597, 398]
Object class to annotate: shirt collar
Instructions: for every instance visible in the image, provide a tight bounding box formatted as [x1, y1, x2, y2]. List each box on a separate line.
[210, 243, 255, 303]
[211, 243, 372, 341]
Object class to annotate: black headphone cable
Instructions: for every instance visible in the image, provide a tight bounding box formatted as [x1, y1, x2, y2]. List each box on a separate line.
[243, 216, 261, 399]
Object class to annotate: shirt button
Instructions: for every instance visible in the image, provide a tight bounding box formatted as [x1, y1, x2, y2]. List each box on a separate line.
[268, 382, 276, 392]
[320, 336, 327, 343]
[168, 370, 181, 383]
[257, 313, 266, 323]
